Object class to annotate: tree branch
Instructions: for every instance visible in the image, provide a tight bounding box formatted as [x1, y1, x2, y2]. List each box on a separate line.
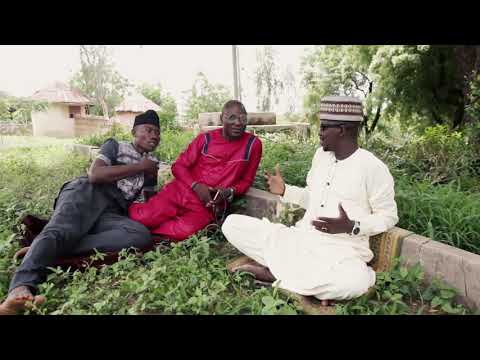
[370, 104, 382, 133]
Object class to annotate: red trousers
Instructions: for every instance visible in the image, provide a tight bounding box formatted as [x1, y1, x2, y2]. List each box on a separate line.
[128, 180, 214, 242]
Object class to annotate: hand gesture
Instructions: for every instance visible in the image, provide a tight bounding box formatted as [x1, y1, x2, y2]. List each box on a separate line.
[139, 155, 158, 177]
[264, 164, 285, 196]
[311, 203, 355, 234]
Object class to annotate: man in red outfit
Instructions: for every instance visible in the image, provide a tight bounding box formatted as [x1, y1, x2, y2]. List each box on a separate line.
[129, 100, 263, 242]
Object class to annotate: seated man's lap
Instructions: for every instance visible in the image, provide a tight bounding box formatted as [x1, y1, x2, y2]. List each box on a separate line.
[151, 207, 213, 241]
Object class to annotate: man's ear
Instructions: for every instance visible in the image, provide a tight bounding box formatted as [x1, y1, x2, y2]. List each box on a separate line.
[131, 127, 136, 137]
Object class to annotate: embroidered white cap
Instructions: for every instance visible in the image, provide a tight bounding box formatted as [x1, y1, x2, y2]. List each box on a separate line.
[319, 96, 364, 122]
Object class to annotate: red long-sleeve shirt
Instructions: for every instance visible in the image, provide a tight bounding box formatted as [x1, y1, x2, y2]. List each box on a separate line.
[171, 129, 262, 195]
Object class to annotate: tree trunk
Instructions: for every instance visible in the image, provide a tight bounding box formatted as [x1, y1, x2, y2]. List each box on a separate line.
[100, 99, 110, 121]
[430, 109, 444, 125]
[452, 97, 465, 129]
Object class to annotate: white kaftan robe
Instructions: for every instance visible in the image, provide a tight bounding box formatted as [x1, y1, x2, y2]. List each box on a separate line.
[222, 147, 398, 300]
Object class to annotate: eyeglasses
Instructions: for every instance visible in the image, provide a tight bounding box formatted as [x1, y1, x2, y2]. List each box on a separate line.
[223, 114, 248, 124]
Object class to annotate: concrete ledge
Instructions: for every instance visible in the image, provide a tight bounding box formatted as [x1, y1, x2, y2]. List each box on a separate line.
[200, 123, 310, 138]
[242, 187, 284, 221]
[65, 144, 99, 161]
[401, 234, 480, 310]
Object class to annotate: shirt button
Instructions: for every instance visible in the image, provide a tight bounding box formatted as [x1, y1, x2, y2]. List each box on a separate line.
[326, 182, 330, 186]
[321, 204, 324, 207]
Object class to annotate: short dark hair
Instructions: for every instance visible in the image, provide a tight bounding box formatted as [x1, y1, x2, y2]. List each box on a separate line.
[222, 100, 247, 115]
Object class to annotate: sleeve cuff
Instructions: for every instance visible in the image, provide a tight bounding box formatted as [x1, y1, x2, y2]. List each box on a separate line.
[96, 154, 112, 166]
[281, 184, 294, 203]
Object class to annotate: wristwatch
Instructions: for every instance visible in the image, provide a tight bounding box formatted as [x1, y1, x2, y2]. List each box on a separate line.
[351, 221, 361, 235]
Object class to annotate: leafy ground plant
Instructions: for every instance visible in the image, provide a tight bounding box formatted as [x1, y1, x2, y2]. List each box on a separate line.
[335, 259, 471, 315]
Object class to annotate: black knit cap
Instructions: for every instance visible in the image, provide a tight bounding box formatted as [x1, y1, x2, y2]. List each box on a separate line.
[133, 110, 160, 129]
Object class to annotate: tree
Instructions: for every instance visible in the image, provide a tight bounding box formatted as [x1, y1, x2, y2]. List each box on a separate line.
[138, 82, 178, 129]
[0, 96, 48, 124]
[183, 72, 231, 121]
[70, 45, 130, 119]
[283, 64, 298, 114]
[302, 45, 480, 137]
[302, 45, 384, 138]
[254, 46, 284, 112]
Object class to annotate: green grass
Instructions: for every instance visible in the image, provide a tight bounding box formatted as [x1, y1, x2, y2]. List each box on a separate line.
[254, 133, 318, 190]
[0, 144, 473, 314]
[0, 135, 73, 150]
[395, 177, 480, 254]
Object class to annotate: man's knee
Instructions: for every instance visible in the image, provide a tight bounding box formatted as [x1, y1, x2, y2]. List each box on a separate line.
[123, 222, 152, 249]
[221, 214, 242, 240]
[335, 266, 375, 299]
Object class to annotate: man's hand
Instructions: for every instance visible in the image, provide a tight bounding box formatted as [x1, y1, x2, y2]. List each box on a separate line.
[206, 188, 233, 207]
[311, 203, 355, 234]
[264, 164, 285, 196]
[192, 183, 213, 206]
[138, 156, 158, 177]
[143, 190, 157, 202]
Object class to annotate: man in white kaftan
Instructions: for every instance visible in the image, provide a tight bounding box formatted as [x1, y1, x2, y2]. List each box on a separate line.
[222, 96, 398, 301]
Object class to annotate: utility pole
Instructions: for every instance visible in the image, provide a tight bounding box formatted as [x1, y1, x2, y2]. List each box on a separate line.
[237, 46, 242, 102]
[232, 45, 241, 101]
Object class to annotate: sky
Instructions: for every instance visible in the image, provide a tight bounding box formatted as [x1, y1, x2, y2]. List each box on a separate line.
[0, 45, 315, 115]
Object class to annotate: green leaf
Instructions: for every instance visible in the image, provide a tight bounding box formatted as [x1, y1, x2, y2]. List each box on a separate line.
[391, 293, 403, 302]
[431, 296, 444, 308]
[440, 289, 456, 300]
[262, 296, 275, 307]
[383, 290, 393, 299]
[277, 306, 297, 315]
[441, 302, 462, 314]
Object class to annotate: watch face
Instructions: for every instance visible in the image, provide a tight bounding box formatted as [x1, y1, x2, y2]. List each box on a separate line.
[353, 227, 360, 235]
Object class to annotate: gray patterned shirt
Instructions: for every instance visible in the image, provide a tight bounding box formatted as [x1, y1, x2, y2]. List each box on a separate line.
[96, 138, 160, 203]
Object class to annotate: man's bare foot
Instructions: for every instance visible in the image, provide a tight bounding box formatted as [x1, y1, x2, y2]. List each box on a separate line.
[232, 263, 276, 283]
[319, 299, 336, 306]
[14, 246, 30, 260]
[0, 286, 45, 315]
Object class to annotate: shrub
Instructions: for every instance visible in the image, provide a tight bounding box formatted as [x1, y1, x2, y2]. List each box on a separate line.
[367, 125, 479, 190]
[254, 133, 317, 190]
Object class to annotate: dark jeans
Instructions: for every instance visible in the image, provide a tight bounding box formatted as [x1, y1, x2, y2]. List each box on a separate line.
[9, 177, 152, 294]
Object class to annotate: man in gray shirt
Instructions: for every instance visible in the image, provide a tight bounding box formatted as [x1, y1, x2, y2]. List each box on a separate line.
[0, 110, 161, 315]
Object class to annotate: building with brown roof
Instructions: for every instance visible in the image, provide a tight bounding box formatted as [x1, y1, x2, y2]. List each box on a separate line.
[30, 82, 95, 138]
[113, 93, 160, 128]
